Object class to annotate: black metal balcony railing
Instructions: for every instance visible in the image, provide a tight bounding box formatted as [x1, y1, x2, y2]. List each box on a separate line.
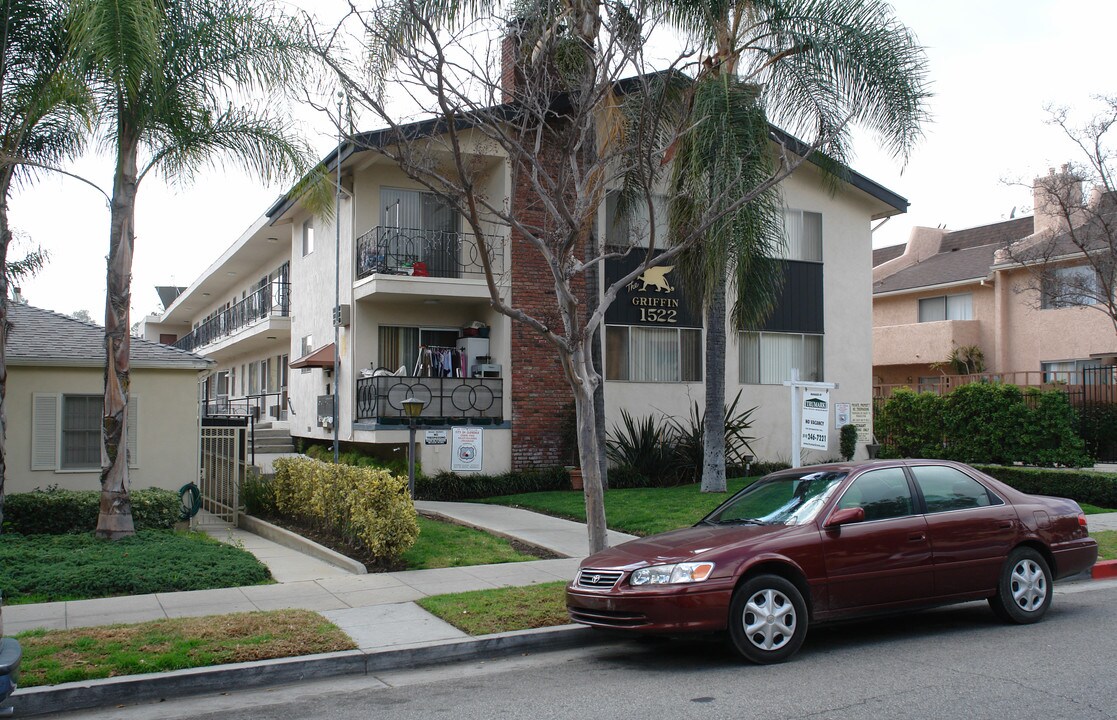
[356, 375, 503, 424]
[174, 282, 290, 353]
[356, 226, 504, 281]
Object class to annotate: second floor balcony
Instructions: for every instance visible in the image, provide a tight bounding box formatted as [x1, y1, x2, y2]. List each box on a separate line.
[355, 375, 504, 425]
[356, 226, 505, 282]
[174, 282, 290, 354]
[873, 319, 982, 367]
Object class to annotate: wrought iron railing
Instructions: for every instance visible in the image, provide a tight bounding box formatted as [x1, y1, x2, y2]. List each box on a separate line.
[174, 282, 290, 353]
[355, 226, 504, 281]
[202, 391, 287, 422]
[356, 375, 503, 424]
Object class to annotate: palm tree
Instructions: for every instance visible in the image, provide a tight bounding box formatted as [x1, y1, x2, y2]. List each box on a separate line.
[0, 0, 90, 527]
[658, 0, 928, 491]
[69, 0, 316, 538]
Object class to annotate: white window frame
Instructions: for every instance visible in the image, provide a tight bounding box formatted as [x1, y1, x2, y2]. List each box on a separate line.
[775, 209, 823, 262]
[918, 293, 973, 322]
[739, 331, 824, 385]
[301, 218, 315, 256]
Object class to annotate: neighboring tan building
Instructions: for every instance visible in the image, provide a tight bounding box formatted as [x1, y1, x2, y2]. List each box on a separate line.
[143, 109, 908, 473]
[8, 302, 212, 494]
[873, 167, 1117, 393]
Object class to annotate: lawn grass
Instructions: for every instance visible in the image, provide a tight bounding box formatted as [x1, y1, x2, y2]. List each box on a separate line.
[14, 610, 355, 687]
[416, 581, 569, 635]
[0, 530, 272, 605]
[1081, 503, 1117, 514]
[403, 516, 543, 569]
[1093, 530, 1117, 560]
[479, 476, 756, 536]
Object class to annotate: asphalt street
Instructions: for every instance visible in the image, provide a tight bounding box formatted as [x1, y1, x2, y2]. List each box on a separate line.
[50, 579, 1117, 720]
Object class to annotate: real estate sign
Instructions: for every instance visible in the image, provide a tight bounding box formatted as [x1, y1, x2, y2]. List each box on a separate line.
[801, 390, 830, 451]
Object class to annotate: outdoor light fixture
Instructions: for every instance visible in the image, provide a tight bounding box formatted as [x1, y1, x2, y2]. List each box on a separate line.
[402, 397, 425, 499]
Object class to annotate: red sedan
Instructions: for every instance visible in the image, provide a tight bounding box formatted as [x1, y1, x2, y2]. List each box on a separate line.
[566, 460, 1098, 663]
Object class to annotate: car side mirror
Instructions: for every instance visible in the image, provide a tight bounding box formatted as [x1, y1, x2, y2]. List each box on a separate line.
[825, 506, 865, 528]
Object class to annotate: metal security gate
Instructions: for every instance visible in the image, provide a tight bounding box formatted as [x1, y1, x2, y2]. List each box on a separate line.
[199, 419, 246, 526]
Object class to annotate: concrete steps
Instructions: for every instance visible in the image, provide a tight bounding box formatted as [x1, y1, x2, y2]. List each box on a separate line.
[250, 423, 295, 454]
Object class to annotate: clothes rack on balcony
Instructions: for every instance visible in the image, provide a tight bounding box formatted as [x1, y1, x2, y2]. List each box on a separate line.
[414, 345, 466, 378]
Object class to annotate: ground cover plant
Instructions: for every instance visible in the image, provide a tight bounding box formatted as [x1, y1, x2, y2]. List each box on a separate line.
[416, 582, 569, 635]
[480, 476, 756, 537]
[1094, 530, 1116, 561]
[402, 516, 552, 569]
[14, 610, 355, 687]
[0, 530, 272, 604]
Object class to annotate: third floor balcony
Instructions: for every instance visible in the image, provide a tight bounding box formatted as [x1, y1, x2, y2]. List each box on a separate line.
[356, 226, 505, 284]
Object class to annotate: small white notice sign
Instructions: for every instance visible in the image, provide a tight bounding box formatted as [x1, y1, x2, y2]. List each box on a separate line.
[451, 427, 483, 472]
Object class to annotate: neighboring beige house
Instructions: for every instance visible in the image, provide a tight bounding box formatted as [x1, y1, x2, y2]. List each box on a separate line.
[143, 112, 908, 471]
[872, 168, 1117, 393]
[8, 302, 212, 494]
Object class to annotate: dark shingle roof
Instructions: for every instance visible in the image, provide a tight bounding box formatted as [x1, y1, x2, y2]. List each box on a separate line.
[872, 244, 905, 267]
[7, 303, 212, 369]
[873, 217, 1036, 294]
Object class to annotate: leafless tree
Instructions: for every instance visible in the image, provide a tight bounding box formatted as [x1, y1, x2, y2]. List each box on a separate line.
[314, 2, 839, 552]
[998, 97, 1117, 337]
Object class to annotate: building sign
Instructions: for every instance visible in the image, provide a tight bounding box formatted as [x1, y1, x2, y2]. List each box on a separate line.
[835, 403, 851, 428]
[451, 427, 483, 472]
[850, 403, 873, 443]
[801, 389, 830, 451]
[425, 430, 447, 445]
[604, 250, 702, 328]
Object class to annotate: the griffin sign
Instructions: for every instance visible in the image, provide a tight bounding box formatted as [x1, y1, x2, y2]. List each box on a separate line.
[605, 252, 702, 328]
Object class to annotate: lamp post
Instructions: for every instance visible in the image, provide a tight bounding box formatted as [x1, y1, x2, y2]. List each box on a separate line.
[402, 397, 424, 498]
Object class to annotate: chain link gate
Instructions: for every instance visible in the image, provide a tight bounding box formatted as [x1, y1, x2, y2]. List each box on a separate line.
[197, 420, 246, 527]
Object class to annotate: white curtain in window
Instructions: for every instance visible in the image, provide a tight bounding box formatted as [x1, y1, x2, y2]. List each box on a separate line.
[760, 333, 798, 384]
[630, 327, 679, 382]
[739, 331, 760, 383]
[945, 293, 973, 320]
[779, 210, 822, 261]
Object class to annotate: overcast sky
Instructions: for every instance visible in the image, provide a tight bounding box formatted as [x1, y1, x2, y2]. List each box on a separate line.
[9, 0, 1117, 319]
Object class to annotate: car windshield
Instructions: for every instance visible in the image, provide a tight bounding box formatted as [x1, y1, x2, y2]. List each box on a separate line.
[702, 471, 848, 526]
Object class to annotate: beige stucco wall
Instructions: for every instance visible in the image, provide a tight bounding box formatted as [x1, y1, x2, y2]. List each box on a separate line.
[6, 365, 203, 494]
[603, 166, 885, 464]
[995, 266, 1117, 373]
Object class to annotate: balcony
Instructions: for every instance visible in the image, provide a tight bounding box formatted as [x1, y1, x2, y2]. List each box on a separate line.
[356, 375, 503, 424]
[873, 319, 982, 367]
[174, 282, 290, 354]
[356, 226, 504, 282]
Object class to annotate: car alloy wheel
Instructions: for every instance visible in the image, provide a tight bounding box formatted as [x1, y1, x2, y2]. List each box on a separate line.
[728, 574, 808, 664]
[989, 547, 1052, 624]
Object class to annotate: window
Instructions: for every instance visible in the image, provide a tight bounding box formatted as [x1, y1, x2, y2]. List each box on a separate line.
[918, 293, 972, 322]
[606, 326, 702, 382]
[837, 468, 914, 521]
[775, 209, 822, 262]
[301, 219, 314, 256]
[1041, 358, 1103, 384]
[300, 334, 314, 358]
[739, 331, 823, 384]
[378, 326, 459, 373]
[910, 465, 999, 513]
[1042, 265, 1100, 309]
[61, 395, 101, 469]
[32, 394, 139, 471]
[605, 191, 669, 248]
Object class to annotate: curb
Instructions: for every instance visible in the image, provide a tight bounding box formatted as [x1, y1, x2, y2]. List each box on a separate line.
[1092, 559, 1117, 579]
[236, 514, 367, 574]
[9, 625, 613, 717]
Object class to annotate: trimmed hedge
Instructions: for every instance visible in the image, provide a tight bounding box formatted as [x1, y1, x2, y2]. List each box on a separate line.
[271, 456, 419, 563]
[416, 467, 570, 501]
[2, 488, 180, 535]
[977, 465, 1117, 508]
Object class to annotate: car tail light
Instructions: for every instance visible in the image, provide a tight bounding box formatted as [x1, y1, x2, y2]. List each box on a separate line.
[1078, 514, 1088, 529]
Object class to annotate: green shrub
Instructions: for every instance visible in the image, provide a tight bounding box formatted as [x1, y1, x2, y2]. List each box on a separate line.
[241, 471, 277, 517]
[941, 383, 1028, 464]
[271, 456, 419, 562]
[416, 467, 569, 501]
[304, 442, 410, 476]
[749, 460, 792, 476]
[976, 465, 1117, 508]
[666, 394, 757, 483]
[875, 388, 944, 458]
[839, 424, 858, 461]
[2, 487, 180, 535]
[1078, 403, 1117, 461]
[606, 409, 681, 484]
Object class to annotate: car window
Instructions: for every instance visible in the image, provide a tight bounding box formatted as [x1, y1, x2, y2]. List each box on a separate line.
[704, 471, 846, 526]
[911, 465, 998, 513]
[836, 468, 914, 521]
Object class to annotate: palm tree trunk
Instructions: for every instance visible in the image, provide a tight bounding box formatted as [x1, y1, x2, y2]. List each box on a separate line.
[96, 128, 139, 539]
[0, 194, 11, 529]
[701, 278, 727, 492]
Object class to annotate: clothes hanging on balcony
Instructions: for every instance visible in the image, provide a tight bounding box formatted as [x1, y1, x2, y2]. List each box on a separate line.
[414, 346, 465, 378]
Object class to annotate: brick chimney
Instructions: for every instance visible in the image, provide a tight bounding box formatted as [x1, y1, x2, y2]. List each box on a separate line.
[500, 22, 525, 104]
[1033, 164, 1084, 235]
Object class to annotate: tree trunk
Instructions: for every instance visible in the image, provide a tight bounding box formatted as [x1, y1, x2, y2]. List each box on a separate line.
[0, 194, 10, 530]
[96, 129, 139, 539]
[701, 279, 727, 492]
[572, 369, 608, 553]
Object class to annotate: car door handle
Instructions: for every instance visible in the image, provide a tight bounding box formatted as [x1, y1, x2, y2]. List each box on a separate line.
[909, 533, 926, 542]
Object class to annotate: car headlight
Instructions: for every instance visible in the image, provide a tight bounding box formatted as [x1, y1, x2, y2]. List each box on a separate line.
[630, 562, 715, 586]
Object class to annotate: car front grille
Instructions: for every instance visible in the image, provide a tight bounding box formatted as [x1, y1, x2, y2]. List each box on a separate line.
[576, 568, 624, 589]
[568, 606, 649, 628]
